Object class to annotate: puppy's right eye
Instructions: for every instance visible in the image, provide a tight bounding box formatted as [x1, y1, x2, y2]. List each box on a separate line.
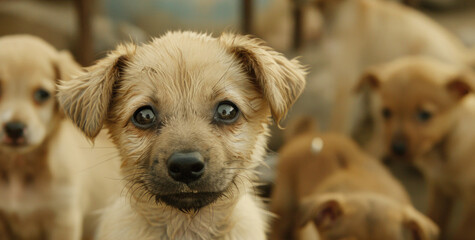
[214, 101, 240, 124]
[34, 88, 51, 104]
[382, 107, 391, 119]
[417, 110, 432, 122]
[132, 106, 156, 129]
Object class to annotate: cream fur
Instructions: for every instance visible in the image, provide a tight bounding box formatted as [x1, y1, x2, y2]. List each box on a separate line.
[0, 35, 121, 239]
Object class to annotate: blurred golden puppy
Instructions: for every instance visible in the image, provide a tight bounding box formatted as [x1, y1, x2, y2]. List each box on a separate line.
[58, 31, 306, 240]
[314, 0, 475, 154]
[0, 35, 120, 239]
[359, 56, 475, 239]
[269, 117, 438, 240]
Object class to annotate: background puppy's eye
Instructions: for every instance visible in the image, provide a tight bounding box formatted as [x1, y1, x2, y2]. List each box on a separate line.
[214, 101, 239, 124]
[132, 106, 156, 129]
[382, 107, 391, 119]
[33, 88, 50, 104]
[417, 110, 432, 122]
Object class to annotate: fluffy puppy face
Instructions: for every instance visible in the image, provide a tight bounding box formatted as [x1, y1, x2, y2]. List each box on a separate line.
[358, 57, 473, 160]
[299, 194, 439, 240]
[0, 35, 79, 153]
[59, 32, 305, 211]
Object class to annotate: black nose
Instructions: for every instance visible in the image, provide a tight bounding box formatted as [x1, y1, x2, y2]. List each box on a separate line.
[4, 122, 25, 140]
[167, 152, 205, 184]
[391, 141, 406, 156]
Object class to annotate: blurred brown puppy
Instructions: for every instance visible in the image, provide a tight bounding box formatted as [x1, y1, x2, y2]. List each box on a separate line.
[359, 56, 475, 239]
[0, 35, 120, 239]
[58, 31, 306, 240]
[313, 0, 475, 155]
[269, 116, 438, 240]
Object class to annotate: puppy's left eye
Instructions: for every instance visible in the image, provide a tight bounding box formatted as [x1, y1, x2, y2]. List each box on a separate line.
[417, 110, 432, 122]
[33, 88, 50, 104]
[214, 101, 240, 124]
[132, 106, 157, 129]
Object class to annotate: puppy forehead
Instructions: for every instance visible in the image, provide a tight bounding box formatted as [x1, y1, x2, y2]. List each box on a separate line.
[121, 34, 258, 110]
[0, 52, 56, 84]
[132, 33, 233, 80]
[381, 72, 452, 109]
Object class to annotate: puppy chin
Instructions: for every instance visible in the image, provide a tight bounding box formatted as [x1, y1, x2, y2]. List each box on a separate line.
[156, 192, 224, 212]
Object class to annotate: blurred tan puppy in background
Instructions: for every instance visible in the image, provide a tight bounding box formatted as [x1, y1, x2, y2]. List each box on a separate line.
[312, 0, 475, 156]
[270, 117, 438, 240]
[58, 31, 306, 240]
[0, 35, 120, 240]
[359, 56, 475, 239]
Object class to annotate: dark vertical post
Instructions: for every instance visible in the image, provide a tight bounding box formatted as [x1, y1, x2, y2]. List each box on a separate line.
[242, 0, 253, 34]
[293, 0, 302, 50]
[75, 0, 93, 66]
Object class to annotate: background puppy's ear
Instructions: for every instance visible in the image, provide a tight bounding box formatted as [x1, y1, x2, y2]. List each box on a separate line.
[403, 207, 439, 240]
[355, 69, 381, 93]
[445, 71, 474, 101]
[57, 43, 136, 140]
[298, 194, 344, 230]
[283, 115, 319, 142]
[52, 51, 82, 118]
[53, 50, 82, 81]
[219, 33, 306, 127]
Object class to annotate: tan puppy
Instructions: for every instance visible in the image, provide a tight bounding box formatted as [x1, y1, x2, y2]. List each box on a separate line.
[269, 117, 438, 240]
[313, 0, 475, 153]
[359, 56, 475, 239]
[58, 31, 306, 240]
[0, 35, 120, 240]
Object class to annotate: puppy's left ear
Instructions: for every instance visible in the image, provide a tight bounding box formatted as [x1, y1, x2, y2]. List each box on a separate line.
[219, 33, 307, 127]
[403, 207, 439, 240]
[57, 43, 136, 140]
[445, 71, 474, 101]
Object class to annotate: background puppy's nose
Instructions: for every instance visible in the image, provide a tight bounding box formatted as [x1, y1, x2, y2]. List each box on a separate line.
[391, 141, 406, 156]
[4, 122, 26, 140]
[167, 151, 205, 184]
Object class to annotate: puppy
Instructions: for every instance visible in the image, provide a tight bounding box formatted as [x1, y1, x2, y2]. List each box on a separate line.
[359, 56, 475, 239]
[0, 35, 121, 239]
[312, 0, 475, 154]
[58, 31, 306, 240]
[269, 116, 438, 240]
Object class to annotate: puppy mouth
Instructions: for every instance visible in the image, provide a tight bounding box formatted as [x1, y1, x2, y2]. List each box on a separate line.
[1, 137, 28, 148]
[156, 192, 223, 211]
[384, 154, 414, 165]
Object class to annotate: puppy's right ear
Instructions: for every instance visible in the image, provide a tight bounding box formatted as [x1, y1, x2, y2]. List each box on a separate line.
[57, 43, 136, 139]
[298, 194, 344, 230]
[445, 71, 474, 101]
[355, 69, 381, 93]
[54, 50, 82, 81]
